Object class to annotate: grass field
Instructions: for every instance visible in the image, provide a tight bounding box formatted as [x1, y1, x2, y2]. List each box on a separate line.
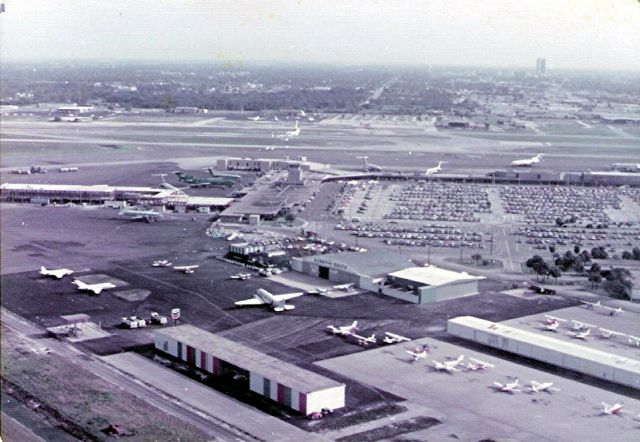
[1, 325, 212, 442]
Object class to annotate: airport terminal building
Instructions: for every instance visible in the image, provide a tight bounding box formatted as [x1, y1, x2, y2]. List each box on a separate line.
[154, 325, 345, 415]
[448, 316, 640, 389]
[292, 251, 483, 303]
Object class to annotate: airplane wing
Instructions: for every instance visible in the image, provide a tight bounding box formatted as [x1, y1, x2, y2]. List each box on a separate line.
[235, 297, 266, 306]
[272, 292, 304, 302]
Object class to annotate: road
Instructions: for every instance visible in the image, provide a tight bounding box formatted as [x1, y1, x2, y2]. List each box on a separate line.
[1, 308, 256, 442]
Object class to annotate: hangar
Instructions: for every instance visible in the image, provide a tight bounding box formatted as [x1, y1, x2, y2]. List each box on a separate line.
[293, 251, 482, 303]
[447, 316, 640, 389]
[385, 266, 484, 303]
[154, 325, 345, 415]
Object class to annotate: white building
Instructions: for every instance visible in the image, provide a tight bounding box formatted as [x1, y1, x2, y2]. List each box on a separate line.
[154, 325, 345, 415]
[386, 266, 484, 303]
[447, 316, 640, 389]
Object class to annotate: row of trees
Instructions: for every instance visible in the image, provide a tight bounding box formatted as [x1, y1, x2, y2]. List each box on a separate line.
[621, 247, 640, 261]
[525, 253, 634, 300]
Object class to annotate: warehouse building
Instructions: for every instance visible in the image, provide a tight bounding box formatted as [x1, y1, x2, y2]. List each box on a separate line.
[292, 251, 412, 288]
[154, 325, 345, 415]
[0, 183, 233, 212]
[447, 316, 640, 389]
[293, 251, 482, 303]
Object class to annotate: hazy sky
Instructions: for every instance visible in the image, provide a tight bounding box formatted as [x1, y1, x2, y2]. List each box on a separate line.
[1, 0, 639, 70]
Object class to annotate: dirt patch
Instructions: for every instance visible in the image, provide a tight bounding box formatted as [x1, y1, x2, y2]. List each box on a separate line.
[336, 416, 441, 442]
[111, 289, 151, 302]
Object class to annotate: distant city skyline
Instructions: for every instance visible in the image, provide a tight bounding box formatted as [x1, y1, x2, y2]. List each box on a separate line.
[1, 0, 639, 71]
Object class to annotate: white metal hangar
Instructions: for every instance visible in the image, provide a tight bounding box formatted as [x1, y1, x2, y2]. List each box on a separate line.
[448, 316, 640, 389]
[385, 266, 484, 303]
[154, 325, 345, 415]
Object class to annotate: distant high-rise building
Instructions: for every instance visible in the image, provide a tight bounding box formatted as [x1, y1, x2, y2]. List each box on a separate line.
[536, 58, 546, 76]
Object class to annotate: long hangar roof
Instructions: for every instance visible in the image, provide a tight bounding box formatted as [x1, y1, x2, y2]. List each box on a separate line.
[299, 251, 412, 277]
[156, 325, 343, 393]
[389, 266, 484, 286]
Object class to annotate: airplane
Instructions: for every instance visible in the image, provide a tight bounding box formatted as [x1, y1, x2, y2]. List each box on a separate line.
[540, 321, 560, 332]
[491, 379, 521, 393]
[119, 208, 163, 223]
[264, 146, 276, 151]
[511, 153, 543, 167]
[357, 156, 382, 172]
[39, 266, 74, 279]
[359, 121, 373, 129]
[234, 288, 304, 312]
[229, 273, 251, 280]
[425, 161, 446, 175]
[350, 333, 376, 346]
[286, 120, 301, 138]
[581, 300, 602, 310]
[601, 305, 624, 316]
[567, 328, 591, 340]
[206, 168, 242, 181]
[599, 328, 625, 339]
[152, 260, 172, 267]
[527, 381, 559, 394]
[247, 115, 264, 121]
[174, 171, 236, 188]
[326, 320, 359, 336]
[571, 319, 596, 331]
[464, 357, 495, 371]
[600, 402, 624, 415]
[152, 173, 188, 192]
[627, 336, 640, 347]
[383, 332, 411, 344]
[544, 315, 567, 324]
[72, 279, 116, 295]
[173, 265, 199, 274]
[333, 283, 355, 291]
[432, 355, 465, 373]
[406, 344, 430, 362]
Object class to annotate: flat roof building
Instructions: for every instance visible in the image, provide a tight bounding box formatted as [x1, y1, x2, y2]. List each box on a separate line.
[154, 325, 345, 415]
[448, 316, 640, 389]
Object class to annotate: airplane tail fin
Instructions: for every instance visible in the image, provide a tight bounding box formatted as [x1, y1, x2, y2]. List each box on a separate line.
[40, 266, 46, 272]
[352, 320, 358, 329]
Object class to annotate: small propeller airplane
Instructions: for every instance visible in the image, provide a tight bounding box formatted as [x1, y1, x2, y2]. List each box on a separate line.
[229, 273, 251, 280]
[627, 335, 640, 347]
[39, 266, 74, 279]
[406, 344, 431, 362]
[600, 402, 624, 415]
[327, 320, 359, 336]
[581, 300, 602, 310]
[464, 357, 495, 371]
[425, 161, 446, 175]
[527, 381, 560, 394]
[511, 153, 543, 167]
[247, 115, 264, 121]
[540, 321, 560, 332]
[234, 288, 304, 312]
[351, 333, 376, 346]
[432, 355, 465, 373]
[333, 283, 355, 291]
[382, 332, 411, 344]
[71, 279, 116, 295]
[567, 328, 591, 340]
[173, 265, 199, 274]
[601, 305, 624, 316]
[491, 379, 521, 393]
[152, 260, 172, 267]
[544, 315, 567, 324]
[571, 319, 596, 331]
[599, 328, 626, 339]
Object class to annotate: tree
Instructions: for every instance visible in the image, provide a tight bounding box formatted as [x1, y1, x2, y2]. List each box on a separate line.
[588, 263, 601, 274]
[591, 247, 608, 260]
[574, 245, 581, 254]
[622, 250, 633, 260]
[548, 245, 556, 254]
[556, 217, 565, 227]
[548, 267, 562, 282]
[471, 253, 482, 264]
[603, 268, 633, 300]
[588, 272, 602, 289]
[579, 250, 591, 263]
[633, 247, 640, 260]
[285, 213, 296, 223]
